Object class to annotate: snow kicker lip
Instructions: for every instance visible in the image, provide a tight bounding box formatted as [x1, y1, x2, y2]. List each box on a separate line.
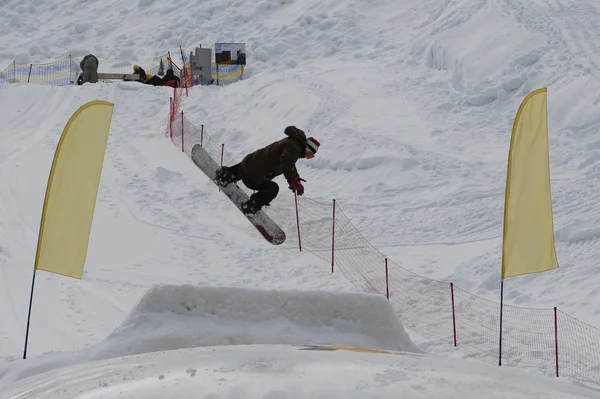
[294, 344, 419, 356]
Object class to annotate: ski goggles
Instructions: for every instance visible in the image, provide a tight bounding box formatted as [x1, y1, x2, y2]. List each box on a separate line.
[305, 146, 316, 159]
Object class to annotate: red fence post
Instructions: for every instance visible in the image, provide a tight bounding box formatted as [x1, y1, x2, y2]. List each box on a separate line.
[181, 111, 184, 153]
[172, 86, 176, 116]
[331, 199, 336, 273]
[171, 87, 175, 117]
[201, 124, 204, 147]
[184, 69, 189, 97]
[221, 144, 224, 167]
[294, 193, 302, 252]
[451, 282, 457, 347]
[554, 307, 559, 377]
[385, 258, 389, 300]
[169, 97, 173, 139]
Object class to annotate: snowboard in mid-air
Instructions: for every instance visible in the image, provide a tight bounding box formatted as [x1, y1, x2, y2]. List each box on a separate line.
[191, 144, 286, 245]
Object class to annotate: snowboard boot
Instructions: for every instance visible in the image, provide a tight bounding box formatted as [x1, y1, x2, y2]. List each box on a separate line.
[214, 167, 234, 187]
[241, 196, 262, 215]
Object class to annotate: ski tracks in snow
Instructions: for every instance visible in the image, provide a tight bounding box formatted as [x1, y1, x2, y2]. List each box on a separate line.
[496, 1, 600, 228]
[500, 0, 600, 75]
[290, 62, 505, 247]
[544, 0, 600, 73]
[98, 85, 232, 247]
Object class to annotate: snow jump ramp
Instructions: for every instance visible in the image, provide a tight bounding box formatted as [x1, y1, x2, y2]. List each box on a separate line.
[92, 284, 424, 359]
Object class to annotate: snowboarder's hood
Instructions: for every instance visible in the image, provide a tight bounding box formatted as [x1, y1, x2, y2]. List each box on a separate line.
[284, 126, 307, 145]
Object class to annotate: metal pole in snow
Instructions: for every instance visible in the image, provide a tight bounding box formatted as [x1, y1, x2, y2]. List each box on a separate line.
[385, 258, 389, 300]
[23, 270, 37, 359]
[554, 307, 559, 377]
[169, 97, 173, 139]
[294, 193, 302, 252]
[451, 282, 457, 347]
[331, 199, 336, 273]
[499, 279, 504, 366]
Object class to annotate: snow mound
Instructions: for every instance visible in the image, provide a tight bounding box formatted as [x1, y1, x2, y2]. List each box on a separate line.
[92, 284, 422, 360]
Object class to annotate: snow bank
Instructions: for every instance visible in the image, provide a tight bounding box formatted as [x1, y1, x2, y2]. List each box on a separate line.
[92, 284, 422, 359]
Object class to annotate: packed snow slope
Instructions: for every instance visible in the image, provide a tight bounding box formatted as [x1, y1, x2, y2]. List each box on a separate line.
[2, 0, 600, 380]
[1, 345, 597, 399]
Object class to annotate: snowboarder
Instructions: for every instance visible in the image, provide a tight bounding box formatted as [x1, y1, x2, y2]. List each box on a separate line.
[160, 68, 180, 87]
[215, 126, 320, 214]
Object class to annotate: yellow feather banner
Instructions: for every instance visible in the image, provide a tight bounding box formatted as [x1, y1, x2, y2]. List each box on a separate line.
[34, 100, 114, 279]
[502, 88, 558, 279]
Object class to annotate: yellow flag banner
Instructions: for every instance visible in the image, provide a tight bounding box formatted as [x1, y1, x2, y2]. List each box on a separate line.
[34, 100, 114, 279]
[501, 88, 558, 279]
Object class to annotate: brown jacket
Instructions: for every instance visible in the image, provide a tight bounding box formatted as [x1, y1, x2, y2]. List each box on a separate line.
[241, 126, 307, 184]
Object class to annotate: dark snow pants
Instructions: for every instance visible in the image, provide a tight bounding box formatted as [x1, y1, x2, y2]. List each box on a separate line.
[225, 163, 279, 206]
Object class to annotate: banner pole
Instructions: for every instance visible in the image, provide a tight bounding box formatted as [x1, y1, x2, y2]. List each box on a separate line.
[23, 269, 38, 359]
[499, 279, 504, 366]
[554, 306, 559, 377]
[451, 282, 457, 347]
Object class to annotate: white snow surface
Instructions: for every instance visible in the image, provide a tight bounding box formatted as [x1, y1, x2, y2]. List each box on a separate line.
[2, 0, 600, 396]
[1, 345, 597, 399]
